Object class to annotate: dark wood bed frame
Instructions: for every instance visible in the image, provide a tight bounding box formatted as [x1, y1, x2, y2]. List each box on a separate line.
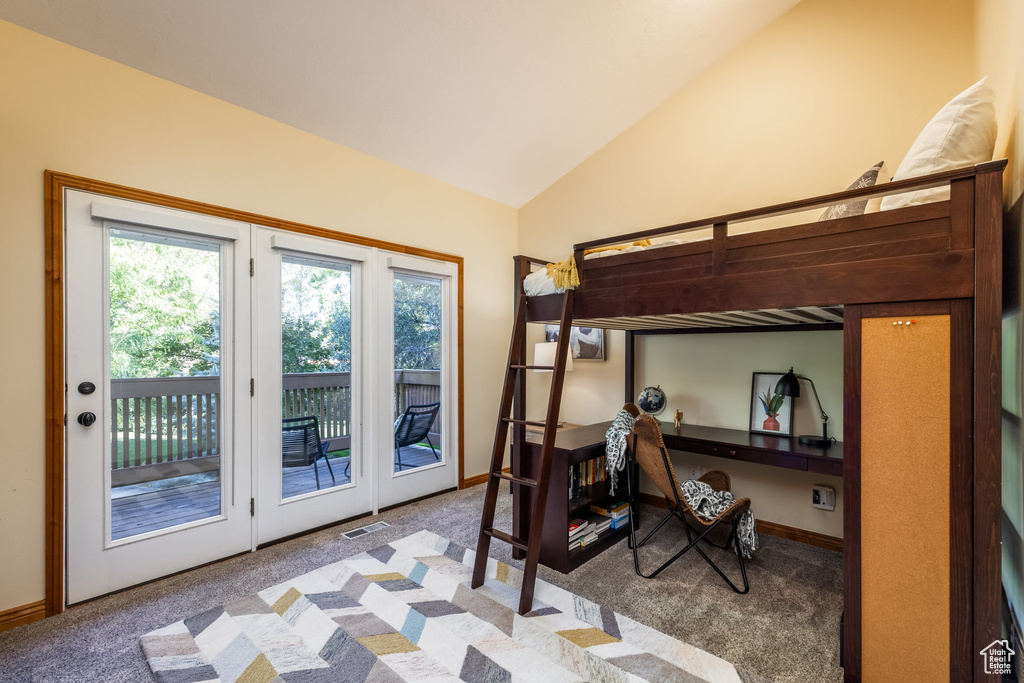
[512, 160, 1007, 683]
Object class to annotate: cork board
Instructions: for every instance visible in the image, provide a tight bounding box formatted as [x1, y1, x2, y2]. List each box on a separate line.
[861, 315, 950, 681]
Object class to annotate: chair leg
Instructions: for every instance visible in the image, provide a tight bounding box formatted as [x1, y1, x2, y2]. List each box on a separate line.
[688, 524, 750, 594]
[344, 456, 351, 479]
[630, 506, 744, 582]
[426, 435, 439, 460]
[395, 443, 404, 470]
[313, 460, 321, 490]
[322, 454, 336, 485]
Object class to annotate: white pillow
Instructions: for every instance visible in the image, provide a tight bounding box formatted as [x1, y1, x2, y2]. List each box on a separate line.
[880, 78, 997, 210]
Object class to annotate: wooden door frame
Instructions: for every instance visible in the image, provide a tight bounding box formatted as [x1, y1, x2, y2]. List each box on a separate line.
[44, 170, 466, 615]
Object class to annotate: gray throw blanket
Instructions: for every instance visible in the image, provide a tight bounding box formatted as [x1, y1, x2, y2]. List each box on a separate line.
[604, 408, 636, 495]
[680, 479, 758, 558]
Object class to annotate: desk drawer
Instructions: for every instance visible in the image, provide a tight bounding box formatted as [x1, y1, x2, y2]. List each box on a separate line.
[674, 440, 809, 472]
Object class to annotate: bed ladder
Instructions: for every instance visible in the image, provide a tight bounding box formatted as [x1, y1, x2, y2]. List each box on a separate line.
[471, 290, 575, 615]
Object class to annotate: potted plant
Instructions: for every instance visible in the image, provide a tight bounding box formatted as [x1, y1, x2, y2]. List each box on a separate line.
[759, 387, 785, 431]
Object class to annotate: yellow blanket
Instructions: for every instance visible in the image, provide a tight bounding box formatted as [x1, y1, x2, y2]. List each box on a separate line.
[544, 240, 651, 290]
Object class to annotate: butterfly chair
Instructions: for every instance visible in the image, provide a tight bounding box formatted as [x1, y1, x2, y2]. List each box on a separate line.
[282, 416, 336, 489]
[394, 402, 441, 470]
[625, 414, 750, 593]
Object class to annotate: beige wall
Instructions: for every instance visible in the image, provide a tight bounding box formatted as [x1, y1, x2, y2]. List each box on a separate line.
[519, 0, 977, 537]
[0, 20, 518, 613]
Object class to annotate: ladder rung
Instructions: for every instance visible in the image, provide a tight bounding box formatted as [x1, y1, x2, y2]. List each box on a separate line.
[494, 472, 538, 488]
[502, 418, 546, 427]
[510, 364, 555, 370]
[483, 527, 529, 551]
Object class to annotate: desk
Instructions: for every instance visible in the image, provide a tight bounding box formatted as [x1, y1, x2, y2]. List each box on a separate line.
[512, 420, 843, 572]
[661, 423, 843, 478]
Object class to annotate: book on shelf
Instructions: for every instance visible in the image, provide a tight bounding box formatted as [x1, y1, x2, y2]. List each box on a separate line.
[568, 456, 609, 500]
[579, 531, 600, 547]
[610, 516, 631, 531]
[589, 500, 629, 517]
[568, 518, 588, 537]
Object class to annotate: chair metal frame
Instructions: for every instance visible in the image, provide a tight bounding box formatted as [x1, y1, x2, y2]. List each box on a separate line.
[282, 415, 336, 489]
[394, 401, 441, 470]
[625, 426, 750, 594]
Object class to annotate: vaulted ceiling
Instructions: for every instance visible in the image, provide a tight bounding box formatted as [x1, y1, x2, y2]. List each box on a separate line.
[0, 1, 800, 206]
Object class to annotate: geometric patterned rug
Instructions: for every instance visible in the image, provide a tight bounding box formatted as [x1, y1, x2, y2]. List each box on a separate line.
[141, 530, 761, 682]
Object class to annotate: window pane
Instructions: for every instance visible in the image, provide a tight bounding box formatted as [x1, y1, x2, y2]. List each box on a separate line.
[108, 229, 222, 540]
[393, 273, 443, 473]
[281, 256, 353, 498]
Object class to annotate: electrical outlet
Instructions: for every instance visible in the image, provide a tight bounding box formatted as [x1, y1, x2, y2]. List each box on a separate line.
[812, 485, 836, 511]
[687, 464, 709, 480]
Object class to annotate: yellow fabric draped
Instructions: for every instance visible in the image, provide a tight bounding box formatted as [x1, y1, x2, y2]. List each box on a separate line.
[544, 256, 580, 290]
[542, 240, 651, 291]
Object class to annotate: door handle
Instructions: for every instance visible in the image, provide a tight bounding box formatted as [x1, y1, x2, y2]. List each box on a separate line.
[77, 412, 96, 427]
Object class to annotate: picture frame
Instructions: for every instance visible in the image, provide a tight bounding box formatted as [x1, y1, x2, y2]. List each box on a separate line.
[544, 325, 605, 361]
[749, 371, 794, 436]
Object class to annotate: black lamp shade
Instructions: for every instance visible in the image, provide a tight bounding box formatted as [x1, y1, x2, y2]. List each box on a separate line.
[775, 367, 800, 398]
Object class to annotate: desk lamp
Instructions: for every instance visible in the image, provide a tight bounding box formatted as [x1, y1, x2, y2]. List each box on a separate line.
[776, 367, 832, 448]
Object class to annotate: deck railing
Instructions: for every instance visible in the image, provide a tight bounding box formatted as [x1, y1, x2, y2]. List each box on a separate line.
[110, 370, 441, 485]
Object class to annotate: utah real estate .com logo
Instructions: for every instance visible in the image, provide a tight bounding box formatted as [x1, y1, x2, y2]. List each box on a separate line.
[979, 639, 1015, 676]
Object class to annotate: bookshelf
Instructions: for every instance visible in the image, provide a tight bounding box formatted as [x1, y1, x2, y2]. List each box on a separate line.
[513, 423, 631, 573]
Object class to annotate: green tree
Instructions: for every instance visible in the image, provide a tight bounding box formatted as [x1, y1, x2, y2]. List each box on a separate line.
[109, 234, 220, 378]
[281, 260, 351, 373]
[394, 276, 441, 370]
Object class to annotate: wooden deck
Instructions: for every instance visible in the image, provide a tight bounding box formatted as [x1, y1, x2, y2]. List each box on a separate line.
[110, 446, 440, 540]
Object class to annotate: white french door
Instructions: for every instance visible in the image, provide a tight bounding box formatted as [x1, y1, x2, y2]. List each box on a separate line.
[252, 229, 373, 543]
[65, 191, 253, 604]
[375, 254, 458, 509]
[65, 192, 459, 603]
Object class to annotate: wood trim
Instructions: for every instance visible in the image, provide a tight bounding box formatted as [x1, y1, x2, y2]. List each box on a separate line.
[842, 304, 863, 682]
[637, 493, 842, 552]
[950, 299, 974, 682]
[712, 222, 727, 276]
[462, 467, 510, 489]
[860, 300, 952, 318]
[754, 519, 843, 554]
[457, 258, 465, 488]
[973, 169, 1003, 682]
[0, 600, 46, 634]
[44, 172, 65, 617]
[46, 171, 468, 614]
[45, 171, 463, 264]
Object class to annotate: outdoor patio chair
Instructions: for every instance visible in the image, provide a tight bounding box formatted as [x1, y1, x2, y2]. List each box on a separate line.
[625, 414, 750, 593]
[394, 402, 441, 470]
[282, 415, 335, 489]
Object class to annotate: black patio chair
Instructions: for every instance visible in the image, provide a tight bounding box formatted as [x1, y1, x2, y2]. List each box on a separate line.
[394, 402, 441, 470]
[282, 416, 335, 489]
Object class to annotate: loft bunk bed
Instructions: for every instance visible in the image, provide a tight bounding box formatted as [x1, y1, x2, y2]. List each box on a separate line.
[473, 160, 1006, 683]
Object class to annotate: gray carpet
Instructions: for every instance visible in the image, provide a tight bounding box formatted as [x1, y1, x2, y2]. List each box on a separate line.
[0, 485, 842, 682]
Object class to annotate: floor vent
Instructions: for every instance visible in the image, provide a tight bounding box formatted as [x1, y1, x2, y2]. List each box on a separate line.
[341, 521, 390, 539]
